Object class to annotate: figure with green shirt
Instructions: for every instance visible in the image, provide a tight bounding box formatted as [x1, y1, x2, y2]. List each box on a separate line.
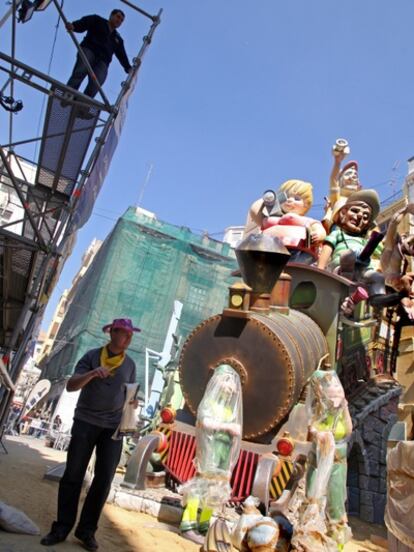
[179, 364, 242, 544]
[305, 370, 353, 551]
[317, 189, 382, 274]
[317, 189, 393, 311]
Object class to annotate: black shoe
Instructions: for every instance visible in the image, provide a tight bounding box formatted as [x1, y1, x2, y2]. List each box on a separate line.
[76, 107, 95, 120]
[40, 530, 67, 546]
[74, 530, 99, 551]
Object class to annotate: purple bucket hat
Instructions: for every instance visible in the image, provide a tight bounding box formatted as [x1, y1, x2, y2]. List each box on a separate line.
[102, 318, 141, 334]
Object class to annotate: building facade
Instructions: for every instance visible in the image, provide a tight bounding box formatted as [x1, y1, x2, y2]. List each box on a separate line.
[40, 207, 237, 392]
[223, 225, 245, 248]
[0, 154, 36, 236]
[38, 238, 102, 363]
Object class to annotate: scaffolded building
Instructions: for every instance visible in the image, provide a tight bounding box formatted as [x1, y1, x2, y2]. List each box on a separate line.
[0, 0, 162, 434]
[40, 207, 237, 393]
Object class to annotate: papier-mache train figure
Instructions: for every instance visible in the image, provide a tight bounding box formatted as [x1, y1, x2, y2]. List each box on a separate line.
[292, 370, 352, 552]
[323, 139, 361, 232]
[179, 364, 242, 545]
[380, 202, 414, 320]
[244, 179, 326, 263]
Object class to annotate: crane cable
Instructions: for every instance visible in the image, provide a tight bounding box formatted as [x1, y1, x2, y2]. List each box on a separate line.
[33, 0, 64, 162]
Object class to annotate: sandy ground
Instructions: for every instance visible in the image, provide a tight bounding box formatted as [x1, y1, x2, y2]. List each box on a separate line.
[0, 435, 387, 552]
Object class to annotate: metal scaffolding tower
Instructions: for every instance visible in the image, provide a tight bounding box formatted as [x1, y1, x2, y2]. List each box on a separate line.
[0, 0, 162, 436]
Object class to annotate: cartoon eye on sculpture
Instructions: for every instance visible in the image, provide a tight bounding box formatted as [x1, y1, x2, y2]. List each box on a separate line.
[244, 179, 326, 264]
[292, 369, 352, 552]
[179, 364, 242, 546]
[380, 202, 414, 319]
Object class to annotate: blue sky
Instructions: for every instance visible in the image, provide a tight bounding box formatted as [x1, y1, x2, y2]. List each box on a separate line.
[1, 0, 414, 327]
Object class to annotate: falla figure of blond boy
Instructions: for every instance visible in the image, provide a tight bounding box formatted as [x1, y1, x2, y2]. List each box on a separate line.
[244, 179, 326, 264]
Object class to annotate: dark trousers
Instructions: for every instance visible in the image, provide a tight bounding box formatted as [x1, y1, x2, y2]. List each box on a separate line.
[67, 47, 109, 98]
[52, 418, 122, 536]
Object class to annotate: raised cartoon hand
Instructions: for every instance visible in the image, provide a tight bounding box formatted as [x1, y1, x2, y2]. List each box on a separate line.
[332, 148, 347, 164]
[332, 139, 350, 163]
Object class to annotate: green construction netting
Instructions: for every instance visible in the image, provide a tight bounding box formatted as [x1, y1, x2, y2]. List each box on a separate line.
[41, 207, 237, 389]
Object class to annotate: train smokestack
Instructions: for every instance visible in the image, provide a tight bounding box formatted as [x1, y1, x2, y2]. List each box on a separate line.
[235, 234, 291, 294]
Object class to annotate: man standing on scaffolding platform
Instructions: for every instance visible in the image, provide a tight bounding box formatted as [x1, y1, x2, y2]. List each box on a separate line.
[65, 9, 132, 99]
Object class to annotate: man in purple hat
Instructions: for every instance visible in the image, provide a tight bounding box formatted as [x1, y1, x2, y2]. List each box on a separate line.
[41, 319, 140, 551]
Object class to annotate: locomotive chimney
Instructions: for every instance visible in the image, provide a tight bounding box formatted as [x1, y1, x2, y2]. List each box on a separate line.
[235, 234, 290, 312]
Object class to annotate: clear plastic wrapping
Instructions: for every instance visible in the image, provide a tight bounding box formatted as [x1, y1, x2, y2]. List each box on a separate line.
[307, 431, 335, 502]
[385, 441, 414, 549]
[306, 370, 347, 425]
[180, 364, 242, 508]
[292, 370, 352, 550]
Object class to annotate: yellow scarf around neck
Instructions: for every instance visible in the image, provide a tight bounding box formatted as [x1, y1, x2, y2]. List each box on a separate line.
[100, 345, 125, 375]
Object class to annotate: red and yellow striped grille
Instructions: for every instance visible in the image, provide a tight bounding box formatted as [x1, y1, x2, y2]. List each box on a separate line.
[162, 429, 259, 503]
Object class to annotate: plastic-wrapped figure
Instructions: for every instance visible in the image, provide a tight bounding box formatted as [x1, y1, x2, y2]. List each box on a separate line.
[317, 189, 382, 275]
[323, 139, 361, 231]
[303, 370, 352, 551]
[179, 364, 242, 544]
[380, 203, 414, 319]
[244, 180, 326, 263]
